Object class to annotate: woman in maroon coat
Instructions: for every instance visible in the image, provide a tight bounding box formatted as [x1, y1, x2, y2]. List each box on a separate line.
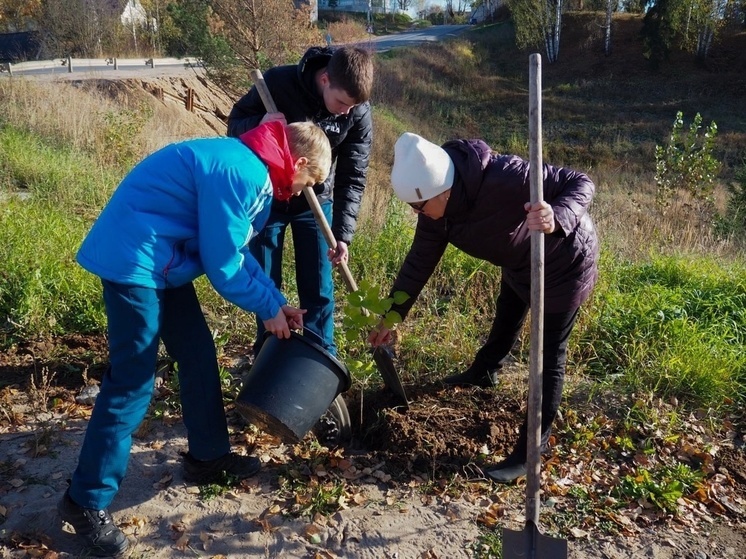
[369, 132, 599, 483]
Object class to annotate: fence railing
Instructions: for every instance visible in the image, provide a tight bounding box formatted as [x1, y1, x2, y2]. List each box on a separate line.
[0, 56, 200, 76]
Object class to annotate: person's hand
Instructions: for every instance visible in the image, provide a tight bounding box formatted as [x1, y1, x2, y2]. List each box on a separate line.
[524, 201, 556, 234]
[328, 241, 349, 266]
[281, 304, 306, 331]
[368, 322, 392, 347]
[260, 112, 287, 126]
[263, 308, 293, 339]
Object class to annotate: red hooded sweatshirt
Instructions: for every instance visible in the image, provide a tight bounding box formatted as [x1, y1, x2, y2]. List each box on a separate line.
[239, 121, 295, 201]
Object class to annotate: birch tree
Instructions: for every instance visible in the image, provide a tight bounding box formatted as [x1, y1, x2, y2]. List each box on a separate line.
[689, 0, 730, 60]
[641, 0, 731, 65]
[507, 0, 564, 63]
[603, 0, 614, 55]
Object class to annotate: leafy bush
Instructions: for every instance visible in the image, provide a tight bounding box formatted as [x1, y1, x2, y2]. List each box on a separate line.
[615, 463, 704, 514]
[654, 112, 719, 216]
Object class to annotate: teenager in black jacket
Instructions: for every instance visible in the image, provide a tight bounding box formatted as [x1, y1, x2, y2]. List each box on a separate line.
[228, 46, 374, 356]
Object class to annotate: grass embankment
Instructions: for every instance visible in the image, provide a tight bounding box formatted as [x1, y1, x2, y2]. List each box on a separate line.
[1, 13, 745, 527]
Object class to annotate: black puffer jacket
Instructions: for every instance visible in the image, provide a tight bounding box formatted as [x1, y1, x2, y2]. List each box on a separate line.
[391, 139, 599, 317]
[227, 47, 373, 245]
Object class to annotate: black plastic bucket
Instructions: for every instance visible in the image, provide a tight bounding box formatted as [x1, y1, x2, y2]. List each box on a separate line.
[234, 332, 351, 443]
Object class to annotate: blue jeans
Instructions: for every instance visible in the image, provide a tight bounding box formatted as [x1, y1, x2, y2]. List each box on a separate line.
[249, 201, 336, 355]
[70, 281, 230, 509]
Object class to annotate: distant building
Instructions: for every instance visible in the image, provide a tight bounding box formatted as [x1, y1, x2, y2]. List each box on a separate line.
[468, 1, 504, 24]
[320, 0, 386, 16]
[121, 0, 148, 28]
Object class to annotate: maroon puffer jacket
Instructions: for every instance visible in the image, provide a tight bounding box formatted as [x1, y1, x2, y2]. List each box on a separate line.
[390, 138, 599, 317]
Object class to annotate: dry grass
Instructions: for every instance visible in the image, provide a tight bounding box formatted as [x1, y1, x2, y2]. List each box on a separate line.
[0, 77, 221, 169]
[326, 17, 369, 44]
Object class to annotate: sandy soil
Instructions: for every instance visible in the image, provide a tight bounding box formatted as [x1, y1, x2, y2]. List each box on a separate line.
[1, 413, 744, 559]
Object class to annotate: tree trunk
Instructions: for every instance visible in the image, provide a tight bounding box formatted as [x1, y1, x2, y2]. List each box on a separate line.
[543, 0, 562, 63]
[604, 0, 613, 56]
[696, 25, 714, 60]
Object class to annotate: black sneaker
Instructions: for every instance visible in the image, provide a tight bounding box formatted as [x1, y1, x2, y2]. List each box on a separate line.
[182, 451, 261, 483]
[442, 364, 498, 387]
[58, 490, 129, 557]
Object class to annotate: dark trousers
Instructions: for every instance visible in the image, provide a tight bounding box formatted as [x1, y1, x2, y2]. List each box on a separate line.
[249, 200, 336, 355]
[475, 279, 579, 460]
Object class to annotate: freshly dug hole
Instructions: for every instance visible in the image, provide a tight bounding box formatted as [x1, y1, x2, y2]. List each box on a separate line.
[344, 382, 524, 478]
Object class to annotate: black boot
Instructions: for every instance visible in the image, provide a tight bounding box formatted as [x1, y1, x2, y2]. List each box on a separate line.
[442, 362, 498, 387]
[182, 451, 261, 483]
[483, 451, 527, 483]
[484, 425, 553, 484]
[58, 490, 130, 557]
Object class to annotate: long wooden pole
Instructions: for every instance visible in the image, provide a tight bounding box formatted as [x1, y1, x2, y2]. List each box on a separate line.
[249, 69, 359, 294]
[526, 53, 545, 527]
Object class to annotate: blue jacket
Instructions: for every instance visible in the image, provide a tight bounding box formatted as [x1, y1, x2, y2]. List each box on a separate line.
[77, 137, 287, 321]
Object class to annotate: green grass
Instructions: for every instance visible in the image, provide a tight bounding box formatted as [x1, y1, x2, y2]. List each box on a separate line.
[581, 254, 746, 408]
[0, 125, 117, 215]
[0, 199, 106, 338]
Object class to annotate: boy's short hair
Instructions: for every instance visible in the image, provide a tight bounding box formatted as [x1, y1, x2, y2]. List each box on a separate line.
[286, 122, 332, 184]
[326, 46, 374, 104]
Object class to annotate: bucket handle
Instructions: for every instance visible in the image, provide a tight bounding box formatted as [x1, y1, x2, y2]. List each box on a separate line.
[264, 327, 326, 348]
[299, 327, 326, 348]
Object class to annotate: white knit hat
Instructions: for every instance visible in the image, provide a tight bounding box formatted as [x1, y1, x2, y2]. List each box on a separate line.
[391, 133, 454, 203]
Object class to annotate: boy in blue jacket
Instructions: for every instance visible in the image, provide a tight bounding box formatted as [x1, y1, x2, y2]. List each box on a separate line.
[59, 121, 331, 557]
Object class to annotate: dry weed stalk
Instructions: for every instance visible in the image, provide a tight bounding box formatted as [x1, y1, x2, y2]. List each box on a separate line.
[29, 366, 57, 416]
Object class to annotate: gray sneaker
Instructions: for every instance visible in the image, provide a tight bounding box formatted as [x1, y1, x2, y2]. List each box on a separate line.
[58, 490, 129, 557]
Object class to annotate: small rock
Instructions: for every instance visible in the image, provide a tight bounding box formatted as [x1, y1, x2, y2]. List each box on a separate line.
[75, 385, 100, 405]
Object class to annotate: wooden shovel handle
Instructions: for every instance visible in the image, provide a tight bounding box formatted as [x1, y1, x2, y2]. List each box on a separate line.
[249, 69, 358, 294]
[526, 53, 545, 527]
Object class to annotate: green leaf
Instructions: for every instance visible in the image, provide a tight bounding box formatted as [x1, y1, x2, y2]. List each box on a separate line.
[393, 291, 410, 305]
[383, 311, 403, 329]
[346, 291, 365, 306]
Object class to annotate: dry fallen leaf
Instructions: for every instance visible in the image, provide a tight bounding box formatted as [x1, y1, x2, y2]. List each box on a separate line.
[570, 527, 589, 539]
[304, 523, 323, 544]
[173, 534, 189, 552]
